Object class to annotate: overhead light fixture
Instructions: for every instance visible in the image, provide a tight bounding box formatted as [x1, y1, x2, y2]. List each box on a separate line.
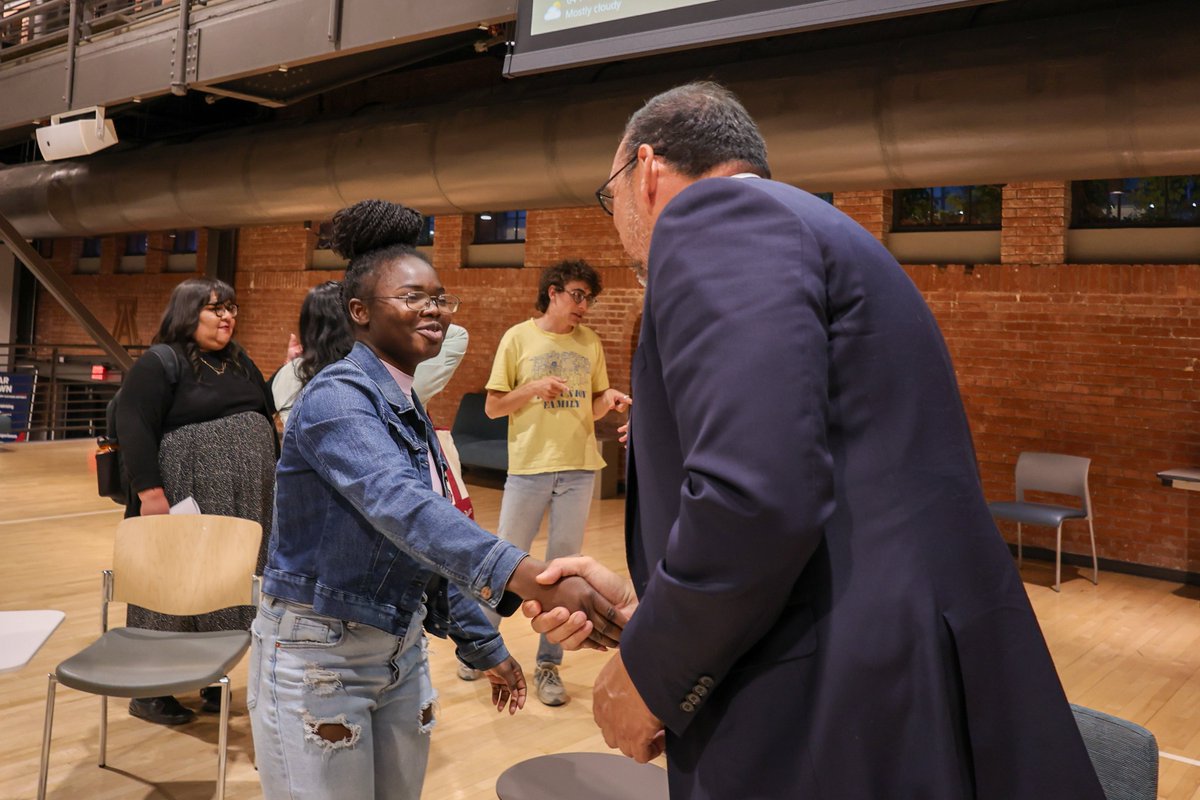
[35, 106, 118, 162]
[479, 214, 493, 221]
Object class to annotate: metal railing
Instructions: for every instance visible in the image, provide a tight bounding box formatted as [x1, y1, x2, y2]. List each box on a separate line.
[0, 0, 176, 62]
[0, 342, 145, 441]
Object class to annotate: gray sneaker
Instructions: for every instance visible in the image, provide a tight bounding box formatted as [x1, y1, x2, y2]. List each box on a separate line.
[457, 663, 481, 681]
[534, 662, 567, 706]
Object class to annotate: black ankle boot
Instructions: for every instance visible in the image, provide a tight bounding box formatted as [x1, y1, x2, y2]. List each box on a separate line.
[129, 696, 195, 725]
[199, 686, 223, 713]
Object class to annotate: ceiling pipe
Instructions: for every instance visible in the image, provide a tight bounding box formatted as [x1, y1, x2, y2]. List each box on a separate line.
[1, 1, 1198, 237]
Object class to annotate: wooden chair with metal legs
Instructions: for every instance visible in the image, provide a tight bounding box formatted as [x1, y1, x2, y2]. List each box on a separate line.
[37, 514, 261, 800]
[989, 451, 1098, 592]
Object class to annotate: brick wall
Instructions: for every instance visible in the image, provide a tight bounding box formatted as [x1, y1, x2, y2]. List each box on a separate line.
[28, 193, 1200, 576]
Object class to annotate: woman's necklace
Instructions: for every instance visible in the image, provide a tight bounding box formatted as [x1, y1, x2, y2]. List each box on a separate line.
[199, 355, 228, 376]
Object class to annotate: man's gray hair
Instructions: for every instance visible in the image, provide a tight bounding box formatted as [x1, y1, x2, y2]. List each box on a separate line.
[621, 81, 770, 179]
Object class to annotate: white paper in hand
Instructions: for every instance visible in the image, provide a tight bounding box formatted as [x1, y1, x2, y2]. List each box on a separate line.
[169, 496, 202, 515]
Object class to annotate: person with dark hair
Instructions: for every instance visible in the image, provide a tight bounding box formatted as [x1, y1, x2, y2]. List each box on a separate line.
[476, 258, 631, 704]
[527, 81, 1104, 798]
[116, 276, 276, 726]
[248, 199, 624, 800]
[271, 280, 354, 426]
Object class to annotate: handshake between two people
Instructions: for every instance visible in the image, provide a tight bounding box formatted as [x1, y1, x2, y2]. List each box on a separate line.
[513, 556, 667, 764]
[505, 555, 636, 649]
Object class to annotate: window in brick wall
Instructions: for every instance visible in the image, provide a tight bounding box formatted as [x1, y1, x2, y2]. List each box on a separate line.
[894, 185, 1002, 230]
[125, 233, 148, 256]
[314, 221, 335, 250]
[1072, 175, 1200, 228]
[81, 237, 102, 258]
[417, 216, 435, 246]
[814, 192, 834, 204]
[34, 238, 54, 258]
[171, 229, 198, 254]
[474, 211, 526, 243]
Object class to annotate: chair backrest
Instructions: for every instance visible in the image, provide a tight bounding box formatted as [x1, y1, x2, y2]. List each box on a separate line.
[452, 391, 507, 441]
[1014, 451, 1092, 515]
[112, 514, 261, 616]
[1071, 704, 1158, 800]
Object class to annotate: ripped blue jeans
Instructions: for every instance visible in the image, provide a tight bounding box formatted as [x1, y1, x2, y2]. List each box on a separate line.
[249, 594, 436, 800]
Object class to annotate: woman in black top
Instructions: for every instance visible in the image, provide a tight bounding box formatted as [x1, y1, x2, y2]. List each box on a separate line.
[117, 277, 276, 726]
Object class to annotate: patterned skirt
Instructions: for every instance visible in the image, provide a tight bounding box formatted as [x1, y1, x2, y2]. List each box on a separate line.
[126, 410, 275, 632]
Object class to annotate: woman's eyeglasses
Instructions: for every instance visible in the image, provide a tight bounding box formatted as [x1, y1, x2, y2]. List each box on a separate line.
[369, 293, 462, 313]
[203, 303, 239, 318]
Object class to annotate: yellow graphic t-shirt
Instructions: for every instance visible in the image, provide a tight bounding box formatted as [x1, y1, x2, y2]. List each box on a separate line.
[486, 319, 610, 475]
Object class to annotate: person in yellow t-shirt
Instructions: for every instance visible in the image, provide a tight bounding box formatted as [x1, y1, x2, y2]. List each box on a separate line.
[476, 259, 631, 705]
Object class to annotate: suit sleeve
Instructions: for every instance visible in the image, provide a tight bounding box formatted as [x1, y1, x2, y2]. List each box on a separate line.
[621, 180, 836, 734]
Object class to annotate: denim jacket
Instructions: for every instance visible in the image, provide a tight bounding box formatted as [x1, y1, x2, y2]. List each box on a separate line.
[263, 342, 526, 670]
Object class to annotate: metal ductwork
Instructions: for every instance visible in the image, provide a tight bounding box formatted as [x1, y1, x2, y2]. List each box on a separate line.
[1, 1, 1198, 237]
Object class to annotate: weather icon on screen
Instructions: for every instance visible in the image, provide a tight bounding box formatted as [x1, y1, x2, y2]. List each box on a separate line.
[544, 2, 562, 21]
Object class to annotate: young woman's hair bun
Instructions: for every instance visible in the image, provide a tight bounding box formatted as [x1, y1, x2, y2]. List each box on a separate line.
[330, 200, 424, 260]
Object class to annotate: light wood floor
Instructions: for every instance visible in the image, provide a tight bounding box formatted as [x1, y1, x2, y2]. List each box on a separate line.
[1, 440, 1198, 800]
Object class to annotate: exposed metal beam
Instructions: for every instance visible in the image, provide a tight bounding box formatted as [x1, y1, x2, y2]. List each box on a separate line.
[0, 211, 133, 370]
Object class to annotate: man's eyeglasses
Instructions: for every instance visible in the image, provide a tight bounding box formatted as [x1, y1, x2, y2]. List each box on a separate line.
[595, 154, 638, 216]
[556, 286, 598, 307]
[370, 292, 462, 313]
[203, 303, 239, 318]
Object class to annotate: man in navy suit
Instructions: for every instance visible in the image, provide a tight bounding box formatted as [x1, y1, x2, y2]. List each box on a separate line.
[528, 82, 1103, 799]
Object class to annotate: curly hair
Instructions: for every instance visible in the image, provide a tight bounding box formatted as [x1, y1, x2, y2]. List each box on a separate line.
[536, 259, 602, 313]
[297, 281, 354, 385]
[153, 277, 248, 377]
[334, 199, 432, 309]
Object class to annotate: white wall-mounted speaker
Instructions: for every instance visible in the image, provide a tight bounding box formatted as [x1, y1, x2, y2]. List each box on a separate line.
[35, 106, 118, 162]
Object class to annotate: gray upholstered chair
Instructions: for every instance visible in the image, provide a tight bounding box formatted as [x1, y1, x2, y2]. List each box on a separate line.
[37, 514, 261, 800]
[1071, 704, 1159, 800]
[988, 451, 1097, 592]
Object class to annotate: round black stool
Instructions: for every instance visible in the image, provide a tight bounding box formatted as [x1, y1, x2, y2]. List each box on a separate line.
[496, 752, 668, 800]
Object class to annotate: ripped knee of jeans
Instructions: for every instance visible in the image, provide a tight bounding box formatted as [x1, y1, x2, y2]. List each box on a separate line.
[300, 711, 361, 751]
[302, 665, 343, 696]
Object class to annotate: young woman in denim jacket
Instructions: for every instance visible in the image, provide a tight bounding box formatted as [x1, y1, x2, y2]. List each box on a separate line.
[248, 200, 622, 800]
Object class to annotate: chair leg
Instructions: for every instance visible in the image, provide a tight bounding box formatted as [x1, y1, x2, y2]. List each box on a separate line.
[1016, 523, 1023, 568]
[38, 673, 57, 800]
[216, 676, 232, 800]
[98, 695, 108, 767]
[1087, 517, 1098, 585]
[1054, 523, 1063, 592]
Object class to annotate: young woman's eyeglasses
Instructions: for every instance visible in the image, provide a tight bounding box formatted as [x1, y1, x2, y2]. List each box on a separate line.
[203, 303, 239, 318]
[557, 286, 598, 307]
[370, 293, 461, 313]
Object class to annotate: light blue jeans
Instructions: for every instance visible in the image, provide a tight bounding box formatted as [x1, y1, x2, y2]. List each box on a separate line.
[248, 595, 436, 800]
[485, 469, 596, 665]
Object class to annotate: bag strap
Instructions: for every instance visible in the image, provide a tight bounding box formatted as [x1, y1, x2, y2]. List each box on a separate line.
[146, 343, 181, 386]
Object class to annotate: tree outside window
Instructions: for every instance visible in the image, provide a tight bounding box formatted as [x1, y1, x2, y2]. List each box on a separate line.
[894, 185, 1003, 230]
[1072, 176, 1200, 227]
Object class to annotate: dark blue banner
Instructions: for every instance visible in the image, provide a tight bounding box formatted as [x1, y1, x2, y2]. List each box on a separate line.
[0, 372, 34, 443]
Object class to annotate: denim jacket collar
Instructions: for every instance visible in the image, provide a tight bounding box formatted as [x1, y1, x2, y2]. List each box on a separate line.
[345, 341, 417, 417]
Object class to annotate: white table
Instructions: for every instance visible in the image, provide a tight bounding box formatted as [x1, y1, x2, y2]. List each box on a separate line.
[1157, 467, 1200, 492]
[0, 610, 65, 673]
